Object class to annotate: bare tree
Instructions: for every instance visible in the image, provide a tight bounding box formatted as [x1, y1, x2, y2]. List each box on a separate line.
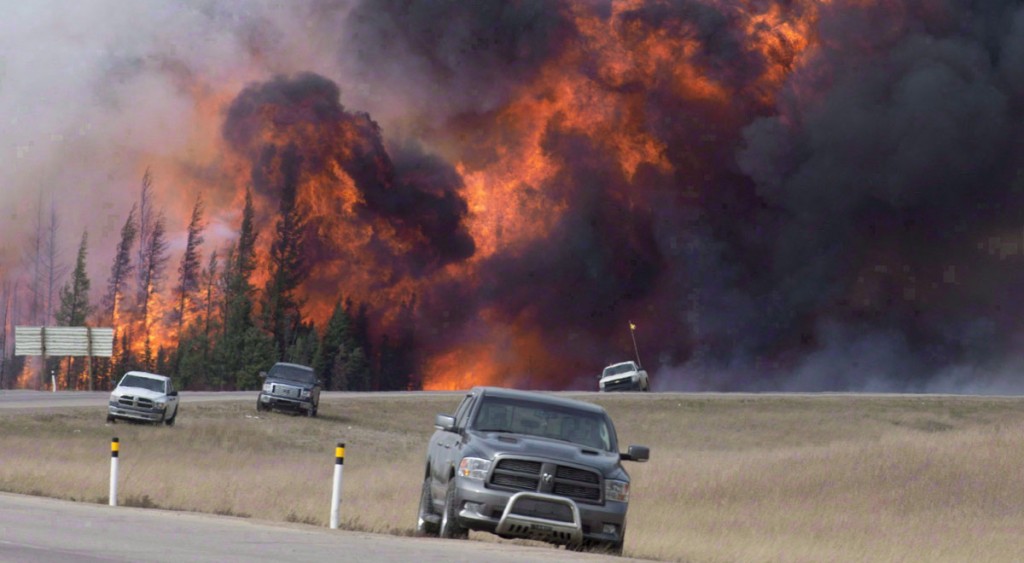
[43, 200, 67, 326]
[24, 194, 45, 325]
[0, 279, 12, 388]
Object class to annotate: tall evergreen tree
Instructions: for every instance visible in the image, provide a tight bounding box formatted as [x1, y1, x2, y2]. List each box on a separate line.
[103, 204, 138, 327]
[285, 321, 318, 367]
[199, 250, 219, 342]
[174, 196, 206, 336]
[344, 346, 370, 391]
[55, 231, 92, 326]
[262, 146, 307, 359]
[314, 301, 353, 390]
[213, 187, 272, 389]
[55, 231, 92, 389]
[135, 168, 154, 303]
[138, 214, 169, 370]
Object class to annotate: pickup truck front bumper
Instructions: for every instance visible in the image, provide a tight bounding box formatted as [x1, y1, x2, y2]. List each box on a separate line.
[599, 376, 643, 392]
[108, 402, 166, 422]
[452, 477, 626, 546]
[258, 392, 314, 412]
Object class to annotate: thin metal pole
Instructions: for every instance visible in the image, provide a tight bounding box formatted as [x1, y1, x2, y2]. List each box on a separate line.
[629, 321, 642, 369]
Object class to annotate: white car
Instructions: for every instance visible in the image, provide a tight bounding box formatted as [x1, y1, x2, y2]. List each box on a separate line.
[107, 371, 180, 425]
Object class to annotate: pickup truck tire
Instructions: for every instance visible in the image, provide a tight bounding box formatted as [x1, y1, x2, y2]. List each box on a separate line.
[416, 477, 439, 536]
[106, 414, 115, 424]
[256, 398, 266, 412]
[439, 478, 468, 540]
[164, 410, 176, 426]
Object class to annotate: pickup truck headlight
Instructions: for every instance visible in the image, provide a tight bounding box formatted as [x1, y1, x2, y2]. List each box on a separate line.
[262, 383, 272, 392]
[300, 389, 311, 399]
[153, 399, 167, 410]
[458, 457, 492, 480]
[605, 479, 630, 502]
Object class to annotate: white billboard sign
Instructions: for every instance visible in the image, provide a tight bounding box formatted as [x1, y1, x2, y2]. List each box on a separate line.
[14, 326, 114, 357]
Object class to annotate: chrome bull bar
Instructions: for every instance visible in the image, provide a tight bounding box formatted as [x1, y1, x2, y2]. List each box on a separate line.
[494, 491, 583, 545]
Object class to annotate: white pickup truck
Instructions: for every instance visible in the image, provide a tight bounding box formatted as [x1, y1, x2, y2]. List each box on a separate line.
[598, 361, 650, 392]
[107, 371, 180, 425]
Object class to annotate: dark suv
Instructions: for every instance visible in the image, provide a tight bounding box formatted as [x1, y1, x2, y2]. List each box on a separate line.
[417, 387, 649, 555]
[257, 362, 321, 416]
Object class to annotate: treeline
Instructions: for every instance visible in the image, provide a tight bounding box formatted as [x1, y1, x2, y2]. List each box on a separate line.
[0, 169, 418, 391]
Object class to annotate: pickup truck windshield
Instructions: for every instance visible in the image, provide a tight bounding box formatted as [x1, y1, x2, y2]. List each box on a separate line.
[472, 397, 613, 452]
[118, 375, 166, 393]
[603, 363, 636, 376]
[269, 364, 315, 384]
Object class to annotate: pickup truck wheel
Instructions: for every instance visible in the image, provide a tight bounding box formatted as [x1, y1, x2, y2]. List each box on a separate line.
[439, 478, 468, 540]
[106, 414, 115, 424]
[164, 410, 176, 426]
[416, 477, 439, 536]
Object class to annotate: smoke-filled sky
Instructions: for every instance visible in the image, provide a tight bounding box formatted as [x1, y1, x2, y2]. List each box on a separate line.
[3, 1, 1024, 393]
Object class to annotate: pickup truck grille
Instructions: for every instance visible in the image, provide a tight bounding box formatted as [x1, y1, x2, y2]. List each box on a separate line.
[269, 383, 301, 398]
[602, 377, 637, 391]
[117, 395, 154, 409]
[490, 458, 602, 504]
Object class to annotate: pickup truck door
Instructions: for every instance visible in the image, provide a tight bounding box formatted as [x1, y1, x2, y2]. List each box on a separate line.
[432, 393, 475, 493]
[168, 382, 180, 416]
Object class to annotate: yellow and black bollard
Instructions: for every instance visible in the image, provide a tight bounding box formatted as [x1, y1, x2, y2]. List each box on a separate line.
[109, 437, 119, 507]
[330, 442, 345, 529]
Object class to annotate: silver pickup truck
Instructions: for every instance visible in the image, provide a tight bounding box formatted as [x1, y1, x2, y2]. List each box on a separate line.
[416, 387, 649, 555]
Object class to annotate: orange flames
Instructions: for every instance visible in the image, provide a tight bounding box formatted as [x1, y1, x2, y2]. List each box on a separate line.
[97, 1, 831, 391]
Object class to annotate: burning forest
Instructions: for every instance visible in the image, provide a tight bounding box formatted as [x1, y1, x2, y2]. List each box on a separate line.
[2, 0, 1024, 393]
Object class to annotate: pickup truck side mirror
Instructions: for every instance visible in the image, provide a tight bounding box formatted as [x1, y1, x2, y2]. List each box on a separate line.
[435, 414, 456, 432]
[620, 445, 650, 462]
[259, 371, 267, 379]
[168, 390, 179, 397]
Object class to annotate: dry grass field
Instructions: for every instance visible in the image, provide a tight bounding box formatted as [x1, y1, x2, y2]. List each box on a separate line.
[1, 392, 1023, 562]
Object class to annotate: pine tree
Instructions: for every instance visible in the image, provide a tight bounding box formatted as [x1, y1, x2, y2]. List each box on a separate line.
[199, 250, 219, 342]
[135, 168, 154, 301]
[285, 321, 318, 367]
[103, 205, 138, 325]
[345, 346, 370, 391]
[138, 214, 169, 370]
[314, 301, 352, 390]
[213, 188, 270, 389]
[174, 196, 205, 336]
[262, 146, 307, 359]
[55, 231, 92, 389]
[55, 231, 93, 327]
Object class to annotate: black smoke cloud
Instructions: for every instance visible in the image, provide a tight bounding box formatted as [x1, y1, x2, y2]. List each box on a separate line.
[343, 0, 578, 120]
[342, 0, 1024, 392]
[222, 72, 475, 272]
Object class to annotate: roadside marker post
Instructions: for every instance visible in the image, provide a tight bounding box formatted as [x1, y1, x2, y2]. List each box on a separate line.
[330, 442, 345, 529]
[109, 437, 119, 507]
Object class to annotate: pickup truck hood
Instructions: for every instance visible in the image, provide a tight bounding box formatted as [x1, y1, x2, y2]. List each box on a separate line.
[468, 431, 624, 476]
[111, 387, 164, 401]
